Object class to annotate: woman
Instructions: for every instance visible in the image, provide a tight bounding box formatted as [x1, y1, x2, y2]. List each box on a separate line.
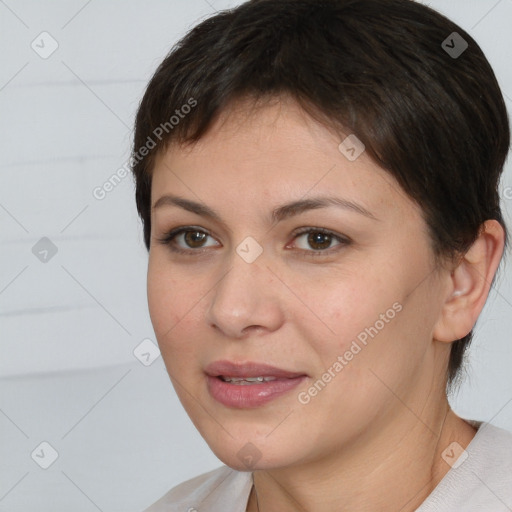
[132, 0, 512, 510]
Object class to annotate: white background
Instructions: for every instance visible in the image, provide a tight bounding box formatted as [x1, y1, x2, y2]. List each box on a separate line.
[1, 0, 512, 510]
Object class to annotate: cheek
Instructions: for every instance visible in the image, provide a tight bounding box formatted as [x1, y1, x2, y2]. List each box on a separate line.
[147, 259, 173, 335]
[308, 276, 401, 357]
[147, 256, 191, 349]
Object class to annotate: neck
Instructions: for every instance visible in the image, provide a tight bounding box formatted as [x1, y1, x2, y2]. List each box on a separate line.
[247, 404, 477, 512]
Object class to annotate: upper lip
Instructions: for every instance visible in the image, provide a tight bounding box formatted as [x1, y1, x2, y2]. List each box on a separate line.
[205, 360, 307, 379]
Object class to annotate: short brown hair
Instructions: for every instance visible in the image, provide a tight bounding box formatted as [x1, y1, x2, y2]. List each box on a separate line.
[131, 0, 510, 392]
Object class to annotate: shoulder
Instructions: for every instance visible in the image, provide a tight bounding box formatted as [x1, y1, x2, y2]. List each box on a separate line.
[468, 421, 512, 472]
[142, 465, 253, 512]
[418, 421, 512, 511]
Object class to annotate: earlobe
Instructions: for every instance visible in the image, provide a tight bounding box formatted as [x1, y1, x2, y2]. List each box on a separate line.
[433, 220, 505, 343]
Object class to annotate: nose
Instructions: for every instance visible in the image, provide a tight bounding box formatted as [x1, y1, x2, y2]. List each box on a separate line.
[205, 248, 285, 339]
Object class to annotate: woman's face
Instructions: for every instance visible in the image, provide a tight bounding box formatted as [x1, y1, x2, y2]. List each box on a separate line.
[147, 97, 450, 470]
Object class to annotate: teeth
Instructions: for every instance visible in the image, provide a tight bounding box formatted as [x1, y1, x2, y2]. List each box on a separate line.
[221, 376, 277, 384]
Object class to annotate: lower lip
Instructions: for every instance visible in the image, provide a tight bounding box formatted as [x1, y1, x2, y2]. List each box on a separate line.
[206, 375, 307, 408]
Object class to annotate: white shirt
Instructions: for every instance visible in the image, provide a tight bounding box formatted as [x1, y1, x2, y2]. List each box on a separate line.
[143, 420, 512, 511]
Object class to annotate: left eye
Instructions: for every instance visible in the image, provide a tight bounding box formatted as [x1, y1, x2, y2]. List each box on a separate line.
[290, 228, 349, 253]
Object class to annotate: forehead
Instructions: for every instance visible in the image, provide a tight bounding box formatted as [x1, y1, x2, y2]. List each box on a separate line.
[150, 97, 419, 224]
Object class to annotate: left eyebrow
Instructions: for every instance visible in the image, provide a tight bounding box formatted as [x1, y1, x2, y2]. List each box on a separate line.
[270, 196, 379, 223]
[152, 194, 379, 223]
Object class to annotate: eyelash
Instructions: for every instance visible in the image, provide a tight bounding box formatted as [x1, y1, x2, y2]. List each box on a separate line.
[155, 226, 351, 258]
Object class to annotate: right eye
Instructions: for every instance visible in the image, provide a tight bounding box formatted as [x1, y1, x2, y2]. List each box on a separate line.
[156, 227, 220, 254]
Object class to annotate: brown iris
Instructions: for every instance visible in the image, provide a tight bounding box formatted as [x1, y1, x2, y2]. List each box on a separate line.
[307, 231, 332, 251]
[184, 230, 208, 248]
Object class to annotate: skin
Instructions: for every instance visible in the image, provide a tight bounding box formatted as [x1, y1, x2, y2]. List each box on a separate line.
[146, 95, 504, 512]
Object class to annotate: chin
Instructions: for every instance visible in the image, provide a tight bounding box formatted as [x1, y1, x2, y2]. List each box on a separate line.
[204, 431, 304, 473]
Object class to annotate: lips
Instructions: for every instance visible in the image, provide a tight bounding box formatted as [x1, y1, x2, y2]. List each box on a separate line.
[204, 360, 307, 380]
[204, 360, 308, 408]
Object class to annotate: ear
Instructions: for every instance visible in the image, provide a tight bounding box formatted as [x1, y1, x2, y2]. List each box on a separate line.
[433, 220, 505, 343]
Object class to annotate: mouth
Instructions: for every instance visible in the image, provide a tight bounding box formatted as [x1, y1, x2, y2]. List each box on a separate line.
[218, 375, 279, 384]
[204, 360, 308, 408]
